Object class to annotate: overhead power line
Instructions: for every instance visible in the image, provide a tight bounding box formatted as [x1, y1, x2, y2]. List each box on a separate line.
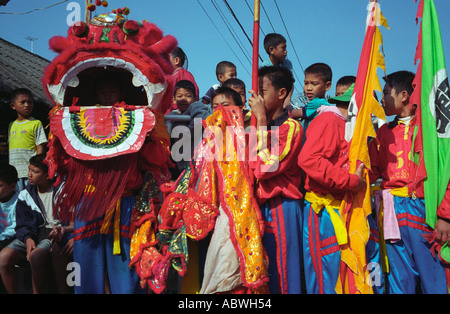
[261, 0, 276, 33]
[273, 0, 305, 75]
[196, 0, 251, 77]
[223, 0, 263, 62]
[0, 0, 69, 15]
[211, 0, 252, 65]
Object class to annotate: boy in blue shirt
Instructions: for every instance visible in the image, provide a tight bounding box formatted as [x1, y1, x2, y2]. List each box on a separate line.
[0, 164, 18, 250]
[261, 33, 293, 70]
[0, 154, 67, 293]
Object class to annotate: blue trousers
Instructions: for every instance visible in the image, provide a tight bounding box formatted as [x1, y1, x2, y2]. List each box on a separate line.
[303, 201, 383, 294]
[260, 197, 303, 294]
[385, 196, 447, 294]
[302, 200, 341, 294]
[73, 196, 143, 294]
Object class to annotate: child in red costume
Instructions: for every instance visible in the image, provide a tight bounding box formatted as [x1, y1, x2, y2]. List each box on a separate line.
[168, 47, 200, 112]
[298, 83, 365, 294]
[369, 70, 450, 294]
[248, 65, 304, 294]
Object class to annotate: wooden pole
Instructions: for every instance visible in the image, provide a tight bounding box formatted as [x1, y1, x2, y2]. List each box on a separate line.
[252, 0, 260, 94]
[85, 0, 92, 23]
[251, 0, 260, 127]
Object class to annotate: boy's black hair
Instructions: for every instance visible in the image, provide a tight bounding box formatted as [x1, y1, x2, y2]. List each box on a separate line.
[258, 66, 294, 96]
[305, 63, 333, 83]
[336, 75, 356, 87]
[223, 78, 246, 89]
[170, 47, 187, 67]
[10, 88, 33, 103]
[216, 61, 236, 77]
[174, 79, 197, 99]
[211, 86, 243, 108]
[29, 153, 48, 174]
[263, 33, 286, 54]
[383, 71, 415, 96]
[0, 164, 18, 185]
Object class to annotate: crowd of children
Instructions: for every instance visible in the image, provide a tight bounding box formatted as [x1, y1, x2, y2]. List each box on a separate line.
[0, 31, 449, 294]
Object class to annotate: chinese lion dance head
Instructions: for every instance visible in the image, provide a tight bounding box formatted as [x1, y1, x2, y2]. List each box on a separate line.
[42, 6, 177, 222]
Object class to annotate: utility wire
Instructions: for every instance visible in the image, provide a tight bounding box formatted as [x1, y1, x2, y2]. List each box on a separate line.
[0, 0, 69, 15]
[211, 0, 252, 66]
[273, 0, 305, 75]
[196, 0, 251, 77]
[244, 0, 267, 38]
[272, 0, 304, 93]
[261, 0, 276, 33]
[223, 0, 263, 62]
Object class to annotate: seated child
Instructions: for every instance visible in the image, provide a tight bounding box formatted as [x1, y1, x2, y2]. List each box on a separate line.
[261, 33, 293, 70]
[261, 33, 294, 107]
[167, 80, 209, 177]
[0, 154, 67, 294]
[0, 164, 19, 250]
[201, 61, 237, 105]
[169, 46, 200, 112]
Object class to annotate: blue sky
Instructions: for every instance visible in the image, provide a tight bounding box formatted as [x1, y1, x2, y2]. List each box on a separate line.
[1, 0, 450, 105]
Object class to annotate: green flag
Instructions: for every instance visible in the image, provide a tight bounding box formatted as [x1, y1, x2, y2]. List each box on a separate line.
[413, 0, 450, 261]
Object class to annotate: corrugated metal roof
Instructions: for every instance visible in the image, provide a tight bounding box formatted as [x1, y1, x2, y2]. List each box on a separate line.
[0, 37, 51, 105]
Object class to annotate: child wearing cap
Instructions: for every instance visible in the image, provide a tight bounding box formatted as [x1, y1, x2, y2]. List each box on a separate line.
[298, 82, 366, 294]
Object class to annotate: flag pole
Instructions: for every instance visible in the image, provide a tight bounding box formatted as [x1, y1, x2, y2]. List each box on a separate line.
[85, 0, 92, 23]
[251, 0, 260, 127]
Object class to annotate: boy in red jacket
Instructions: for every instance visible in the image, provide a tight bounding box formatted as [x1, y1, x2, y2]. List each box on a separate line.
[248, 66, 304, 294]
[369, 70, 449, 294]
[298, 83, 365, 294]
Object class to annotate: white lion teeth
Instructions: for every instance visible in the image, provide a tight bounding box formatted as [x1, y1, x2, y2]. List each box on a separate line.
[67, 76, 80, 87]
[47, 82, 65, 105]
[49, 57, 166, 107]
[144, 80, 166, 109]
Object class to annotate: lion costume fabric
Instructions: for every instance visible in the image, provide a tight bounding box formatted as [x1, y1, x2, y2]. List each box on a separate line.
[42, 5, 177, 293]
[138, 106, 269, 294]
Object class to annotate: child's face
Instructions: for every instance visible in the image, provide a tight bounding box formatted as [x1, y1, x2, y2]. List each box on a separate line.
[11, 94, 33, 120]
[212, 94, 236, 112]
[229, 85, 246, 108]
[259, 75, 285, 114]
[218, 67, 237, 84]
[0, 180, 16, 202]
[174, 87, 195, 113]
[270, 42, 288, 62]
[169, 54, 180, 70]
[303, 73, 331, 101]
[27, 164, 50, 187]
[96, 81, 123, 106]
[335, 84, 352, 96]
[382, 84, 414, 117]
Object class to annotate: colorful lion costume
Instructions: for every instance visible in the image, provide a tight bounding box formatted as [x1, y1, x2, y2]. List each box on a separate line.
[42, 4, 177, 293]
[137, 106, 269, 294]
